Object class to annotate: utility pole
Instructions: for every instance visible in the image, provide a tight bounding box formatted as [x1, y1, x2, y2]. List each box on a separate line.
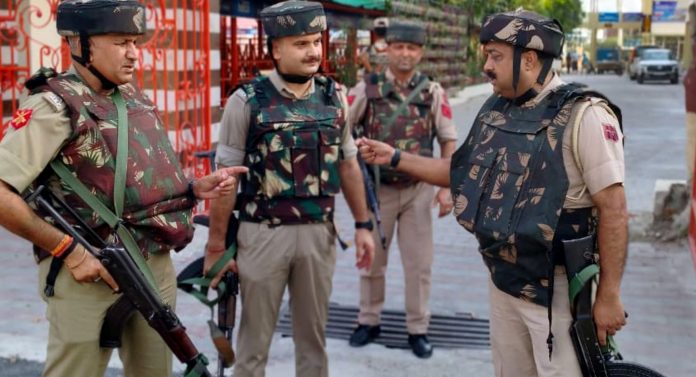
[590, 0, 598, 67]
[617, 0, 624, 47]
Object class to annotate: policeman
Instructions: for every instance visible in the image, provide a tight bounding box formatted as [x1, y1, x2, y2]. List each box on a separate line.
[206, 1, 375, 376]
[359, 17, 390, 75]
[347, 20, 457, 359]
[356, 9, 628, 377]
[0, 1, 245, 376]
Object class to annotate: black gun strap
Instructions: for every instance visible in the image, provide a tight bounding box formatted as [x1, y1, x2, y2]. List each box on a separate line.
[43, 257, 63, 297]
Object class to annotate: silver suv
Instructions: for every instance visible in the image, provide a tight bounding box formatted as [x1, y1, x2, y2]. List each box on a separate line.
[632, 48, 679, 84]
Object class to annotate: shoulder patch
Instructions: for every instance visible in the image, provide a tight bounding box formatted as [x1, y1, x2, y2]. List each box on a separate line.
[602, 123, 619, 143]
[42, 92, 66, 112]
[9, 109, 33, 130]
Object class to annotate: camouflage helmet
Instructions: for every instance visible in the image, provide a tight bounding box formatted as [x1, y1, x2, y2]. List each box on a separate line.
[260, 1, 327, 39]
[386, 20, 426, 46]
[480, 8, 564, 58]
[57, 0, 146, 37]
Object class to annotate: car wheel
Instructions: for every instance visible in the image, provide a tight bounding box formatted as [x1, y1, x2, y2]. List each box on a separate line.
[637, 74, 644, 84]
[616, 69, 623, 76]
[670, 75, 678, 84]
[629, 73, 636, 80]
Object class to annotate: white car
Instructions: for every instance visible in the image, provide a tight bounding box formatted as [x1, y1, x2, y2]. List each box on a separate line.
[633, 49, 679, 84]
[627, 44, 659, 80]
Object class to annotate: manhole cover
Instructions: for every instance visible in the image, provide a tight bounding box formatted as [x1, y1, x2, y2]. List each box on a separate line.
[276, 302, 490, 349]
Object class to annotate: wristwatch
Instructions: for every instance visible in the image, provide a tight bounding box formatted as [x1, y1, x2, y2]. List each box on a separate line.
[355, 219, 374, 231]
[390, 148, 401, 168]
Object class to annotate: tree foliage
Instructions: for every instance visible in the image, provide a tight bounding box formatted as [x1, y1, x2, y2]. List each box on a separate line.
[442, 0, 584, 32]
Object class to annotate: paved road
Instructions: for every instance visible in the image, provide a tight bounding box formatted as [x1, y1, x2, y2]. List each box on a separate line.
[1, 74, 694, 377]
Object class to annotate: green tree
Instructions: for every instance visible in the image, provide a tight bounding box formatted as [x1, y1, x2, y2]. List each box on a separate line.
[445, 0, 583, 32]
[540, 0, 583, 32]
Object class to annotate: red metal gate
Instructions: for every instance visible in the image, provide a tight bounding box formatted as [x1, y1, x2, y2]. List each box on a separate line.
[1, 0, 211, 178]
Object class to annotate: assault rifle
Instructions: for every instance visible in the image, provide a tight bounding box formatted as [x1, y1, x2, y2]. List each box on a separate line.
[178, 214, 239, 376]
[177, 149, 238, 376]
[563, 235, 665, 377]
[25, 185, 212, 377]
[356, 152, 387, 250]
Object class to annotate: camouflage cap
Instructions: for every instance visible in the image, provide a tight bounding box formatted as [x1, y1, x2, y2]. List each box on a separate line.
[57, 0, 146, 37]
[373, 17, 389, 29]
[260, 1, 327, 39]
[480, 8, 564, 58]
[386, 20, 426, 46]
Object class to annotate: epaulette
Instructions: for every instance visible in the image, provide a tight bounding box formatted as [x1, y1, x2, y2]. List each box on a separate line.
[558, 82, 622, 129]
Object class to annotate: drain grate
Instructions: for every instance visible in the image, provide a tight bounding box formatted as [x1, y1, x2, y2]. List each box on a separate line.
[276, 302, 490, 349]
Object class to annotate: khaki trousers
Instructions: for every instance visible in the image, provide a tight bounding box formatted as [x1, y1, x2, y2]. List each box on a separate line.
[39, 252, 176, 377]
[234, 222, 337, 377]
[489, 267, 582, 377]
[358, 181, 434, 334]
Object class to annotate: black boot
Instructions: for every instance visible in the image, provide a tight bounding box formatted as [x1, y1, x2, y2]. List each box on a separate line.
[408, 334, 433, 359]
[349, 324, 381, 347]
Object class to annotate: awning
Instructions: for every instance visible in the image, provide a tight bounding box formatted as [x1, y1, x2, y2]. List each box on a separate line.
[221, 1, 387, 18]
[331, 0, 386, 10]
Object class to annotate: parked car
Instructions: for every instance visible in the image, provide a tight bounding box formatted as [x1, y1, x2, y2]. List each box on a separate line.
[595, 47, 623, 75]
[634, 48, 680, 84]
[628, 44, 659, 80]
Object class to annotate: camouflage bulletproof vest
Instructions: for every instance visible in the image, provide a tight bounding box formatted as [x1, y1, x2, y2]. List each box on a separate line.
[239, 75, 345, 225]
[363, 72, 435, 185]
[38, 72, 195, 256]
[450, 83, 595, 307]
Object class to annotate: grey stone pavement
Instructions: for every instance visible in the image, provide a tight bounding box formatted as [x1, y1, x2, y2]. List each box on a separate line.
[1, 74, 695, 377]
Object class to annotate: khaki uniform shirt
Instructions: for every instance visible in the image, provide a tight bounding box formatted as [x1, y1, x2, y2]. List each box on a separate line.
[347, 69, 458, 144]
[367, 39, 389, 69]
[523, 75, 625, 208]
[216, 70, 358, 167]
[0, 79, 71, 193]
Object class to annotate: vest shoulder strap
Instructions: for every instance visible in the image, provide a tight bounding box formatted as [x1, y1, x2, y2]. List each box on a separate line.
[555, 82, 623, 132]
[25, 67, 58, 94]
[315, 75, 342, 108]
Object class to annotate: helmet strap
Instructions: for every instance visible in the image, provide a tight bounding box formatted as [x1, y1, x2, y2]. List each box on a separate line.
[512, 46, 523, 96]
[537, 57, 554, 85]
[71, 32, 118, 90]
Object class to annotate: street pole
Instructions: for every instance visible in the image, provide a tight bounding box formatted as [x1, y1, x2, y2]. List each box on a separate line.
[618, 0, 624, 47]
[642, 0, 653, 44]
[590, 0, 598, 69]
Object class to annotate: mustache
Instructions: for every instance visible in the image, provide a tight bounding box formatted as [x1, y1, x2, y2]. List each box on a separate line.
[484, 71, 497, 80]
[302, 57, 321, 64]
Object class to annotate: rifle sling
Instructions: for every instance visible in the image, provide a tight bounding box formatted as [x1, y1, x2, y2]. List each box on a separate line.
[567, 262, 621, 357]
[48, 87, 159, 292]
[178, 245, 237, 307]
[383, 75, 431, 129]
